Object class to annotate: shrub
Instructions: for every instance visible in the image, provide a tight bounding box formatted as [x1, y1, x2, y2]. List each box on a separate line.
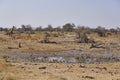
[95, 26, 106, 37]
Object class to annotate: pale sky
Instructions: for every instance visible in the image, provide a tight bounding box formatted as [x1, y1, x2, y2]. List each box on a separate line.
[0, 0, 120, 28]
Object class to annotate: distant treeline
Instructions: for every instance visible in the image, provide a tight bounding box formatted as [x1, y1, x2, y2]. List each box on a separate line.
[0, 23, 120, 35]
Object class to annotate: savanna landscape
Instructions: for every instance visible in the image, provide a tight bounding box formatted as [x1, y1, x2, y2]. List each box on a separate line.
[0, 24, 120, 80]
[0, 0, 120, 80]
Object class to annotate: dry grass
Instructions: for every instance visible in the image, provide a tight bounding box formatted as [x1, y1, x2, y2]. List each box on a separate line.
[0, 32, 120, 80]
[0, 32, 119, 52]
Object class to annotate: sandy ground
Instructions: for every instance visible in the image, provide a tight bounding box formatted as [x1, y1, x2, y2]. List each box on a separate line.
[0, 60, 120, 80]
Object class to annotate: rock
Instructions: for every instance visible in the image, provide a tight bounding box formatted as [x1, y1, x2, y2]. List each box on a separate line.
[80, 65, 86, 68]
[82, 76, 95, 79]
[39, 66, 46, 69]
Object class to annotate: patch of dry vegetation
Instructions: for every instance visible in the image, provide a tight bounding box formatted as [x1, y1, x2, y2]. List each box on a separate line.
[0, 30, 119, 53]
[0, 25, 120, 80]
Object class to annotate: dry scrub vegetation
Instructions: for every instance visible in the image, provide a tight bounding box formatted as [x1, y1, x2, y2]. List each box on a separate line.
[0, 24, 120, 80]
[0, 30, 120, 53]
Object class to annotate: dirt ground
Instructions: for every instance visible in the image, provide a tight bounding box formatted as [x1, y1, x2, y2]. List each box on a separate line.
[0, 61, 120, 80]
